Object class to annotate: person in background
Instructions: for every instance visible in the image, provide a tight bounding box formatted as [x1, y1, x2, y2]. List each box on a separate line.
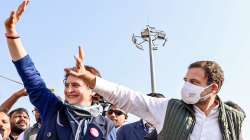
[117, 93, 165, 140]
[107, 106, 128, 129]
[8, 108, 30, 140]
[0, 88, 28, 140]
[0, 111, 11, 140]
[17, 108, 41, 140]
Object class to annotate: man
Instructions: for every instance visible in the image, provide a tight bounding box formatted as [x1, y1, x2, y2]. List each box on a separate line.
[4, 1, 116, 140]
[17, 108, 41, 140]
[107, 106, 128, 129]
[0, 89, 28, 140]
[0, 112, 11, 140]
[8, 108, 30, 140]
[117, 93, 165, 140]
[64, 50, 246, 139]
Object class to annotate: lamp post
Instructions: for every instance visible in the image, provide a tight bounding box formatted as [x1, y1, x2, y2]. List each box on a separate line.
[132, 25, 167, 93]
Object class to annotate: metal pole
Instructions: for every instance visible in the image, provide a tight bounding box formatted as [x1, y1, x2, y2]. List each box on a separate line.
[147, 26, 156, 93]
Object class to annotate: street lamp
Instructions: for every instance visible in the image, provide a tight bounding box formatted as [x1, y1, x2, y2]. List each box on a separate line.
[132, 25, 167, 93]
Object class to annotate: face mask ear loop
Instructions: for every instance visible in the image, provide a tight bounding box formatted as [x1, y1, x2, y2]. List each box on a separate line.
[200, 84, 213, 101]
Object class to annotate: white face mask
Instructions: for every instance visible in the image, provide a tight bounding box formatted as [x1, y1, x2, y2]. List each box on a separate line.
[181, 82, 212, 104]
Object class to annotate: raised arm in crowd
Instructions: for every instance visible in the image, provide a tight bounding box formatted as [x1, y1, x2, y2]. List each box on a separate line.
[4, 0, 246, 140]
[4, 1, 116, 140]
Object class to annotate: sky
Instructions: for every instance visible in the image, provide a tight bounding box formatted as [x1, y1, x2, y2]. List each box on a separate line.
[0, 0, 249, 138]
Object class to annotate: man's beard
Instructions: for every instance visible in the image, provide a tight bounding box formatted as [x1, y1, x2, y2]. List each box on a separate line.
[11, 126, 25, 134]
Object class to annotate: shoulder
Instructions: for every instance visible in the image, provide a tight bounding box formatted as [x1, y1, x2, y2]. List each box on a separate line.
[119, 120, 141, 131]
[167, 98, 187, 108]
[224, 104, 246, 119]
[169, 98, 182, 103]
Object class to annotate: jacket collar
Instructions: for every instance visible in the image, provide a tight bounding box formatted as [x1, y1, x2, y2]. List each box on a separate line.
[57, 106, 70, 127]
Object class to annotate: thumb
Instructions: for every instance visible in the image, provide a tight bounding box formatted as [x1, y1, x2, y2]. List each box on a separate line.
[64, 68, 79, 77]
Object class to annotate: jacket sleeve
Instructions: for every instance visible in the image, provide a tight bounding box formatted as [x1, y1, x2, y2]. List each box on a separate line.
[94, 77, 169, 133]
[13, 55, 62, 120]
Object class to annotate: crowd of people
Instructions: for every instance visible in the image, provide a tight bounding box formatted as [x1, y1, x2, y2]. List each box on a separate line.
[0, 0, 246, 140]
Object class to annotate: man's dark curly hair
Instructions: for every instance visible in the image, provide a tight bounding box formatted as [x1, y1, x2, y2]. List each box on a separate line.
[188, 61, 224, 91]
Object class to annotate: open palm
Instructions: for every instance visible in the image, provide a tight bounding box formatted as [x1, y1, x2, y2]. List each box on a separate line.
[5, 0, 29, 33]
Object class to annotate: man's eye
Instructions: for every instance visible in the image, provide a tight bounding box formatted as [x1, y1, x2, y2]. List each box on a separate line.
[192, 82, 200, 85]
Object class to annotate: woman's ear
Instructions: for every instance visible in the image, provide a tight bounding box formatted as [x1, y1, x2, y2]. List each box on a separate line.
[91, 91, 97, 96]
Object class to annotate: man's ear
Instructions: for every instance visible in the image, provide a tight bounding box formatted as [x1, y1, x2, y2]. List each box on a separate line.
[210, 83, 219, 94]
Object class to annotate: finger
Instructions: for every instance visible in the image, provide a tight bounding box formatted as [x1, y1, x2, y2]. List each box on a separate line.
[17, 0, 29, 14]
[10, 11, 16, 18]
[74, 55, 81, 65]
[78, 46, 84, 62]
[16, 2, 26, 16]
[8, 11, 16, 23]
[77, 47, 86, 71]
[16, 0, 30, 20]
[64, 68, 79, 77]
[74, 56, 83, 70]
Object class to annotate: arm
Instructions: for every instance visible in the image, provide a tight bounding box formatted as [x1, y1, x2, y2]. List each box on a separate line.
[94, 77, 168, 133]
[5, 0, 62, 120]
[65, 65, 168, 132]
[64, 48, 169, 132]
[0, 89, 27, 113]
[5, 0, 29, 61]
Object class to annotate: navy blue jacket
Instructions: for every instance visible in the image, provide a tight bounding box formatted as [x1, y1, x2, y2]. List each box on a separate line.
[117, 120, 148, 140]
[14, 55, 116, 140]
